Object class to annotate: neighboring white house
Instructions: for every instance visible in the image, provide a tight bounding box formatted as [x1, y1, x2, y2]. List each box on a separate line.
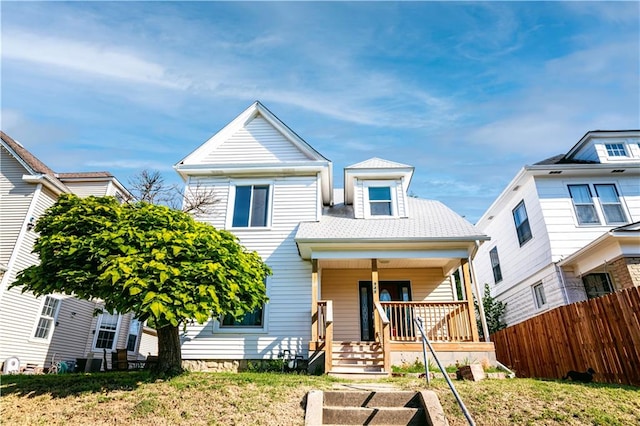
[175, 102, 494, 375]
[0, 132, 156, 373]
[473, 130, 640, 327]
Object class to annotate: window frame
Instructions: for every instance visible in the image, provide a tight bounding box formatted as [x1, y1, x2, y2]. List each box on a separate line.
[214, 278, 269, 334]
[363, 181, 398, 219]
[227, 181, 273, 229]
[126, 318, 142, 353]
[582, 272, 614, 299]
[568, 184, 601, 226]
[594, 184, 627, 225]
[567, 183, 629, 227]
[92, 311, 123, 352]
[532, 282, 547, 310]
[489, 247, 503, 284]
[31, 295, 61, 342]
[512, 200, 533, 246]
[604, 143, 628, 157]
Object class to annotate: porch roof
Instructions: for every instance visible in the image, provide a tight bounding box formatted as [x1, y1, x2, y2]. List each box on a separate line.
[296, 197, 488, 259]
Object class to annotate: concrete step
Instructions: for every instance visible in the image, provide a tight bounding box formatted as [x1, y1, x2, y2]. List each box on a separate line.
[323, 407, 425, 425]
[323, 391, 423, 408]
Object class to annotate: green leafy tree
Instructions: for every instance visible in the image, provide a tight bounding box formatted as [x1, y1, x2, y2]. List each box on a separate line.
[13, 194, 270, 374]
[474, 283, 507, 338]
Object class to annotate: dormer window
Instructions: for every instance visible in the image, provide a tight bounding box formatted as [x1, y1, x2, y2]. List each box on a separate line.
[368, 186, 392, 216]
[605, 143, 627, 157]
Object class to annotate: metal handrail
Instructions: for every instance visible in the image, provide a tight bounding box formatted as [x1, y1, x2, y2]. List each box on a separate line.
[414, 317, 476, 426]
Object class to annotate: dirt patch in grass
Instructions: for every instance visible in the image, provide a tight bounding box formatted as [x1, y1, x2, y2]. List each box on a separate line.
[1, 372, 638, 425]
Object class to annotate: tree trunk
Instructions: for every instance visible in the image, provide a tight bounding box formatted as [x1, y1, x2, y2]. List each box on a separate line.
[156, 324, 183, 375]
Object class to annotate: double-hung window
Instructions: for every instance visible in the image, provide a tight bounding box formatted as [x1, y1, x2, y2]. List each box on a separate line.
[568, 185, 599, 225]
[33, 296, 61, 340]
[489, 247, 503, 284]
[232, 185, 270, 227]
[605, 143, 627, 157]
[93, 312, 121, 351]
[533, 283, 547, 309]
[512, 201, 532, 246]
[126, 318, 141, 352]
[594, 184, 626, 224]
[368, 186, 393, 216]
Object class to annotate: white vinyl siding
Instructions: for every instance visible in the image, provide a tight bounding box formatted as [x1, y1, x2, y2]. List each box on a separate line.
[180, 175, 319, 360]
[203, 116, 312, 164]
[61, 181, 109, 198]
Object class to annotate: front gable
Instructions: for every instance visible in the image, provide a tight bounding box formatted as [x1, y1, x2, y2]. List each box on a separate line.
[175, 101, 333, 205]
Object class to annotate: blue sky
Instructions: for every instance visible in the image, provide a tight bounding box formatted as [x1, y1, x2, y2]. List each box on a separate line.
[2, 1, 638, 223]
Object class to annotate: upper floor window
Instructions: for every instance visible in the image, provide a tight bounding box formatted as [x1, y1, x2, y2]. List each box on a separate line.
[568, 183, 627, 226]
[594, 184, 626, 224]
[568, 185, 599, 225]
[232, 184, 270, 227]
[605, 143, 627, 157]
[33, 296, 61, 340]
[93, 312, 121, 351]
[582, 273, 614, 299]
[512, 201, 532, 246]
[533, 282, 547, 309]
[489, 247, 503, 284]
[368, 186, 392, 216]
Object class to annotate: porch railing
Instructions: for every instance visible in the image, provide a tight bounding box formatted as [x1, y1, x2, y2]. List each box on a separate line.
[380, 301, 474, 342]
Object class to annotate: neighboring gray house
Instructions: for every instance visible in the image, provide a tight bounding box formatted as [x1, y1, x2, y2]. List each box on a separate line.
[0, 132, 156, 372]
[175, 102, 494, 376]
[473, 130, 640, 327]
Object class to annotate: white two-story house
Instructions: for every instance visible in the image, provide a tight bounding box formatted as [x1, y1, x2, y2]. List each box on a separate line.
[473, 130, 640, 327]
[175, 102, 495, 376]
[0, 132, 156, 373]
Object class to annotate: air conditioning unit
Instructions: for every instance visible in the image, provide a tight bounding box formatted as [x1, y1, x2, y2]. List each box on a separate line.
[3, 357, 20, 374]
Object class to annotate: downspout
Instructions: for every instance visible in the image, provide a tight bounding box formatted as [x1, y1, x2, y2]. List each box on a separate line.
[471, 241, 490, 342]
[554, 263, 570, 305]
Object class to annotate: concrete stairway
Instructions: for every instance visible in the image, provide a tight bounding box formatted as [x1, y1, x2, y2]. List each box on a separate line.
[328, 342, 388, 378]
[305, 390, 449, 425]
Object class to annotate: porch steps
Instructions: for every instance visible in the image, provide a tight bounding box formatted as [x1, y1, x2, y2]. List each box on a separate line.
[305, 390, 449, 425]
[328, 342, 388, 378]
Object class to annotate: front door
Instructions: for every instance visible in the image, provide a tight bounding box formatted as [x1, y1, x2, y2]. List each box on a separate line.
[359, 281, 411, 341]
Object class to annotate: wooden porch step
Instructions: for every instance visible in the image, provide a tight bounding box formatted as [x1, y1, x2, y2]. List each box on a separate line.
[329, 341, 387, 376]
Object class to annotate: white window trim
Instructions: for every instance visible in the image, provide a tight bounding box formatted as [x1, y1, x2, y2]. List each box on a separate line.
[532, 283, 547, 310]
[30, 295, 62, 343]
[126, 317, 142, 353]
[567, 182, 629, 227]
[92, 311, 123, 352]
[362, 180, 399, 219]
[225, 179, 274, 230]
[604, 142, 629, 159]
[213, 277, 270, 334]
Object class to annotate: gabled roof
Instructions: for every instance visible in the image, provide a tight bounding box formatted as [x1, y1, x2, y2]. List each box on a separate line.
[1, 131, 129, 197]
[564, 130, 639, 160]
[1, 131, 68, 193]
[346, 157, 412, 169]
[296, 197, 488, 259]
[344, 157, 414, 204]
[175, 101, 333, 205]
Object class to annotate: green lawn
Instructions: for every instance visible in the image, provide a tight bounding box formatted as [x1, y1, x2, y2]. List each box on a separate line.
[1, 371, 638, 425]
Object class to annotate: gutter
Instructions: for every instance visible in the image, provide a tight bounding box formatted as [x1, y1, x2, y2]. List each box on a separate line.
[22, 174, 68, 195]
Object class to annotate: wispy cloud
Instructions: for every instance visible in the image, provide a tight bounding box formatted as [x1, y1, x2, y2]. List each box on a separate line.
[2, 31, 188, 89]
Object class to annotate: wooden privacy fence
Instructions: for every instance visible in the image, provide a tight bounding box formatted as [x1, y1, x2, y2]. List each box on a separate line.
[490, 287, 640, 386]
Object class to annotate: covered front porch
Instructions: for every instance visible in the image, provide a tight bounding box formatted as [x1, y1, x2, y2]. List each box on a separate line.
[306, 255, 495, 376]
